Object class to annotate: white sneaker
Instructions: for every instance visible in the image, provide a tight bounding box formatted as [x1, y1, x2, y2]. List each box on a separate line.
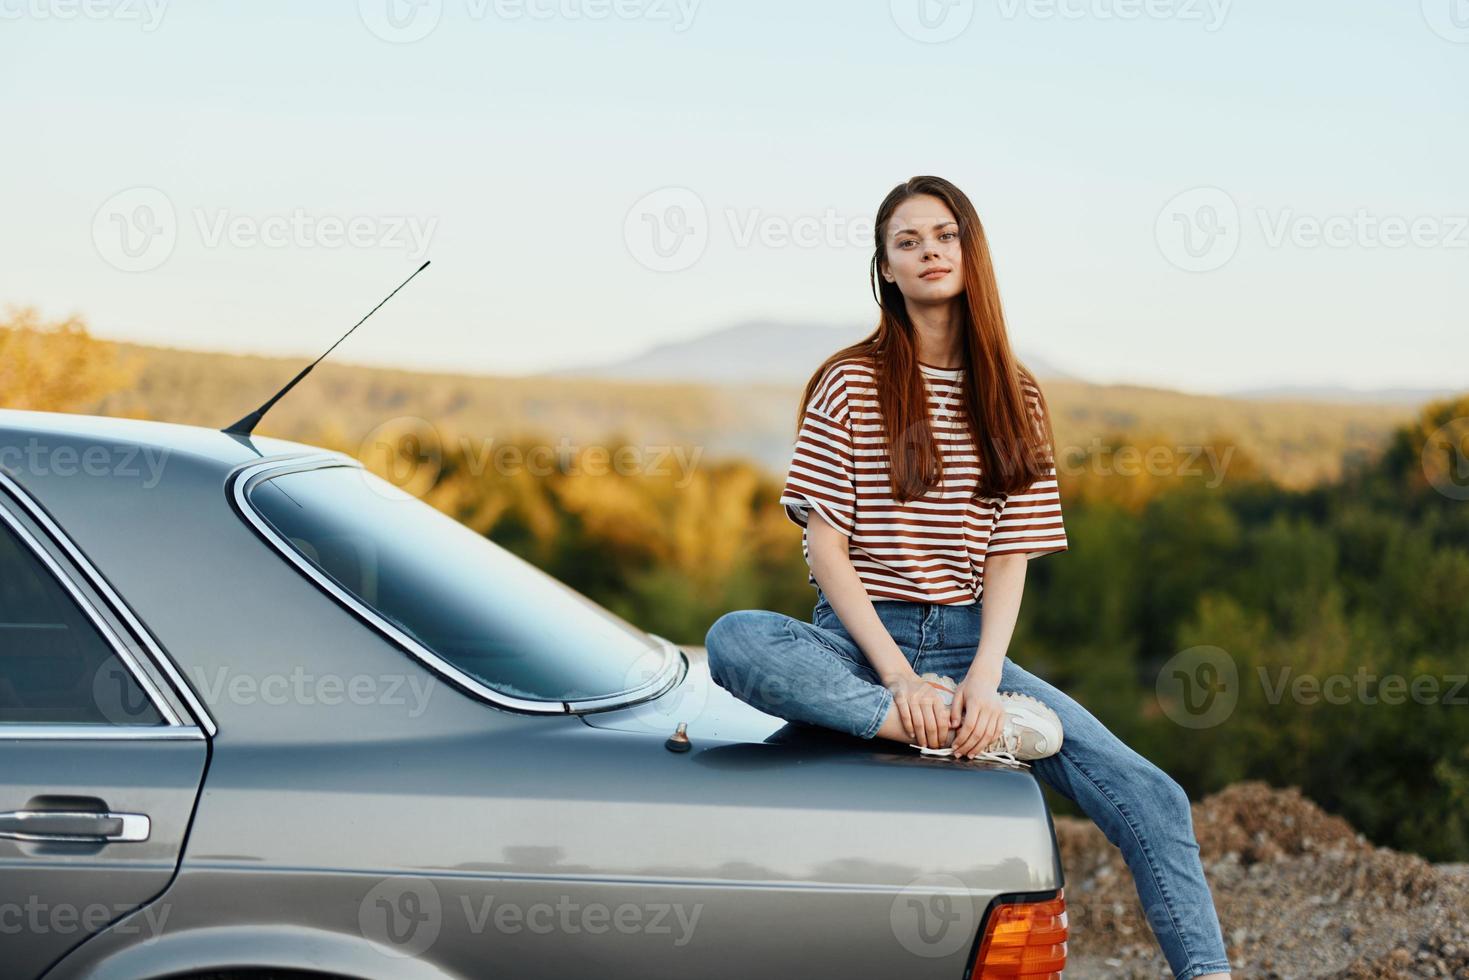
[906, 673, 1064, 768]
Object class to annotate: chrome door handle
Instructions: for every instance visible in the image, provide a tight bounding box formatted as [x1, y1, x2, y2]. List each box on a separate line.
[0, 810, 151, 843]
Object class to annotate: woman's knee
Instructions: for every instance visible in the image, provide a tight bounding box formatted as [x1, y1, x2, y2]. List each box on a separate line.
[704, 610, 782, 683]
[1131, 759, 1195, 826]
[705, 609, 762, 657]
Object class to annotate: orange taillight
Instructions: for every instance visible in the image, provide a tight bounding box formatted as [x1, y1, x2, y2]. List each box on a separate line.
[969, 888, 1068, 979]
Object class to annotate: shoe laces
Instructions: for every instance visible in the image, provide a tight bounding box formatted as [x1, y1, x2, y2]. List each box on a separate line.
[974, 729, 1030, 769]
[917, 675, 1039, 769]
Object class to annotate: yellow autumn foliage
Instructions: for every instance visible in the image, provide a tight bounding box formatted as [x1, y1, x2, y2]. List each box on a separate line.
[0, 307, 138, 412]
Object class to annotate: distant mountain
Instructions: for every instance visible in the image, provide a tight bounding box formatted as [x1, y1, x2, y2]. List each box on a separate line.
[1223, 384, 1463, 406]
[539, 319, 1080, 386]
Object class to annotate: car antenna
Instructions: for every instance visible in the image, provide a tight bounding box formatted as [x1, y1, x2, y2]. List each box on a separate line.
[222, 260, 432, 438]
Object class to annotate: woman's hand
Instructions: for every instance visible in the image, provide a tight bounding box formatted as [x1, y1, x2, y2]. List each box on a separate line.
[884, 672, 952, 749]
[949, 670, 1008, 759]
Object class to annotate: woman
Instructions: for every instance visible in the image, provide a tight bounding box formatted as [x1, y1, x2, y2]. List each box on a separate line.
[704, 176, 1233, 980]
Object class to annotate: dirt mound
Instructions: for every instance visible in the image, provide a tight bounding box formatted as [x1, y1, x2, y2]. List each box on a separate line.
[1055, 780, 1468, 979]
[1190, 781, 1367, 862]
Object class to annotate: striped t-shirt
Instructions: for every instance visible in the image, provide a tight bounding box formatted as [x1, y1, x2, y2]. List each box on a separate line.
[780, 356, 1068, 605]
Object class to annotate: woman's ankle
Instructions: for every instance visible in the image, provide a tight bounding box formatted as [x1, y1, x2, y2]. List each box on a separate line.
[874, 703, 954, 747]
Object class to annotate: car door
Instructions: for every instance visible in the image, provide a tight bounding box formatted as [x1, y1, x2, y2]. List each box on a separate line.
[0, 481, 209, 980]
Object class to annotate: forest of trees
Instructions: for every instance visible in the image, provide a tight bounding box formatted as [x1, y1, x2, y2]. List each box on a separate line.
[5, 307, 1468, 862]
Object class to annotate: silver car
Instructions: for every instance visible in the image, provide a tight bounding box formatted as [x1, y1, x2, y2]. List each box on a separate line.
[0, 408, 1067, 980]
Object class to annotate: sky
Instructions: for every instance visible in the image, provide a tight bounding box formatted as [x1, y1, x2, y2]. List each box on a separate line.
[1, 0, 1465, 396]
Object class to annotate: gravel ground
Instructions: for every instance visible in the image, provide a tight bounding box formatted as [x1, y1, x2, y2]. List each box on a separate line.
[1054, 782, 1468, 978]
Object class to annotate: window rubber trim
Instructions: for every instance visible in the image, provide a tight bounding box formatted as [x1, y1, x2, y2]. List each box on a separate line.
[227, 454, 681, 716]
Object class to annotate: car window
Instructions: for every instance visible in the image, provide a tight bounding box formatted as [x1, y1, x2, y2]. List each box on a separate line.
[0, 518, 164, 725]
[244, 465, 669, 705]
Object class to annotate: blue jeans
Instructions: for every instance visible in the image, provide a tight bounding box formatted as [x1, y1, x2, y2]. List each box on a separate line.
[704, 590, 1232, 980]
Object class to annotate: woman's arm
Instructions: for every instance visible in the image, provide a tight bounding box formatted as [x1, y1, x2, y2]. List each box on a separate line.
[969, 552, 1026, 683]
[806, 513, 913, 683]
[807, 514, 951, 747]
[949, 552, 1028, 755]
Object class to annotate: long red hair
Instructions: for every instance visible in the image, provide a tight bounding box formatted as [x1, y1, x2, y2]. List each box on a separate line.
[796, 174, 1057, 503]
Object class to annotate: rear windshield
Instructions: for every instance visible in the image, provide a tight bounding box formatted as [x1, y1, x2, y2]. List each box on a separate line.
[245, 464, 668, 706]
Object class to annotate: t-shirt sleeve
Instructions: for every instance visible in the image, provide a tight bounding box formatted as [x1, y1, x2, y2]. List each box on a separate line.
[780, 366, 857, 538]
[988, 383, 1068, 560]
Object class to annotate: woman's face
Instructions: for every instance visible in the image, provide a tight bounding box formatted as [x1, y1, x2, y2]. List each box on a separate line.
[879, 194, 964, 304]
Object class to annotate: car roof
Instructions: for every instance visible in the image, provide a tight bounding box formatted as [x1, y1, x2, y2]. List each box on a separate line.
[0, 408, 340, 476]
